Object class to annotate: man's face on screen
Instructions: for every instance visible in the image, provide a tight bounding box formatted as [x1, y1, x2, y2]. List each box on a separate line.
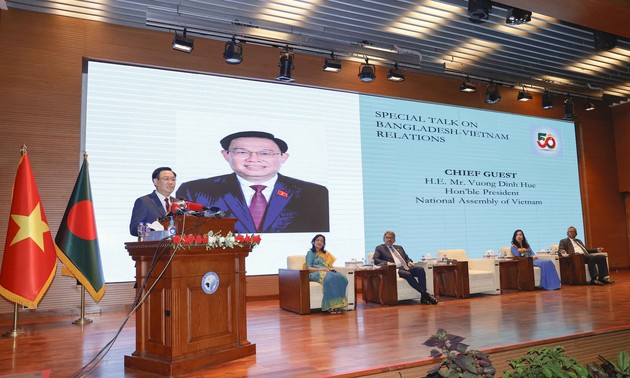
[222, 137, 289, 183]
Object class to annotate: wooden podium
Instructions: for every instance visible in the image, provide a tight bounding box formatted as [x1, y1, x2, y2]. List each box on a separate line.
[124, 216, 255, 376]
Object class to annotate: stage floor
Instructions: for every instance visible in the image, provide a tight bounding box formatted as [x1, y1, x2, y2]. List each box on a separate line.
[1, 270, 629, 377]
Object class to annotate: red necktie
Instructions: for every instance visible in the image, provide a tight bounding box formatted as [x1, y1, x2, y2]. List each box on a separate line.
[249, 185, 267, 231]
[164, 197, 170, 214]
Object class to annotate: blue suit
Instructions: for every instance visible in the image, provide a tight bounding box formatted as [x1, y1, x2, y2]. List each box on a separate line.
[129, 191, 169, 236]
[176, 173, 329, 233]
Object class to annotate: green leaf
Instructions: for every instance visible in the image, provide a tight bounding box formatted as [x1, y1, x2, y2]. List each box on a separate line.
[618, 351, 630, 372]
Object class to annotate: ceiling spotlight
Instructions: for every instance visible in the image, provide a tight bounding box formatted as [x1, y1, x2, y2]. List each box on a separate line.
[593, 30, 617, 51]
[517, 86, 532, 101]
[323, 53, 342, 72]
[468, 0, 492, 23]
[506, 7, 532, 25]
[387, 63, 405, 82]
[223, 36, 243, 64]
[563, 97, 575, 120]
[172, 29, 193, 53]
[276, 47, 295, 82]
[584, 99, 595, 111]
[460, 76, 476, 92]
[542, 91, 553, 109]
[485, 82, 501, 104]
[358, 58, 376, 82]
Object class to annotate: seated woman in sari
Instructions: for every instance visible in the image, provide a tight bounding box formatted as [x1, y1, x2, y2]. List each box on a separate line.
[511, 229, 561, 290]
[306, 234, 349, 314]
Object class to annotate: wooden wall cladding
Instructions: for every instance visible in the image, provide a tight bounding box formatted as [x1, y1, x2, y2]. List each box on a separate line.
[613, 105, 630, 192]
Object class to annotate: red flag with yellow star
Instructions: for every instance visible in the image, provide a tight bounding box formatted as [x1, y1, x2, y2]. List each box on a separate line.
[0, 149, 57, 308]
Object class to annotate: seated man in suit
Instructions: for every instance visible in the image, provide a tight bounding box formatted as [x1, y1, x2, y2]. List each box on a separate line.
[558, 226, 614, 285]
[176, 131, 329, 233]
[373, 231, 437, 305]
[129, 167, 176, 236]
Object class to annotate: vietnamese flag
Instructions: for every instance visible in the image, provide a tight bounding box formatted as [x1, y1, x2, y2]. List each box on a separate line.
[55, 154, 105, 302]
[0, 148, 57, 308]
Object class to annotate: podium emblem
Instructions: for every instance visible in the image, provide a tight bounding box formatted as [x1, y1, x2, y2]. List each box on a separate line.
[201, 272, 220, 294]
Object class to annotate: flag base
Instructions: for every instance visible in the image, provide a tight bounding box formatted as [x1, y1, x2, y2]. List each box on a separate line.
[72, 317, 93, 325]
[2, 329, 21, 338]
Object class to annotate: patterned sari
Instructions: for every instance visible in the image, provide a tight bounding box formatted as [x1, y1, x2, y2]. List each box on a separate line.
[306, 250, 348, 312]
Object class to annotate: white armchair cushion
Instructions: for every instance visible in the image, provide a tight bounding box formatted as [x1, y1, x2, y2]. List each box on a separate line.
[436, 249, 500, 295]
[583, 252, 609, 281]
[308, 282, 324, 308]
[287, 255, 306, 270]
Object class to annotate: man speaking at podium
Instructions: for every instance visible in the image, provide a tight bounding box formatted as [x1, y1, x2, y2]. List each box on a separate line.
[129, 167, 177, 236]
[176, 131, 329, 233]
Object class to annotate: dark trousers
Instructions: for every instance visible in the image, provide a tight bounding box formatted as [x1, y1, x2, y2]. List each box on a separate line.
[585, 253, 609, 279]
[398, 265, 427, 293]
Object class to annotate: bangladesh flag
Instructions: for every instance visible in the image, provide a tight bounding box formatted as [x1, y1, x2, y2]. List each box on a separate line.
[55, 154, 105, 302]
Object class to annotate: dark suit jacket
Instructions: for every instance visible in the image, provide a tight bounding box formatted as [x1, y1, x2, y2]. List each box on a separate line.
[176, 173, 329, 233]
[129, 191, 170, 236]
[558, 237, 597, 255]
[373, 244, 413, 266]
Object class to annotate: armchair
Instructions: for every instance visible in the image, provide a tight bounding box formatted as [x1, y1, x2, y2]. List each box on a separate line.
[278, 255, 355, 314]
[365, 253, 425, 303]
[551, 244, 609, 284]
[499, 247, 560, 288]
[436, 249, 500, 295]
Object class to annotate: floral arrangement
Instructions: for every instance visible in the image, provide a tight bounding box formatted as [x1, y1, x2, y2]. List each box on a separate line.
[172, 231, 261, 250]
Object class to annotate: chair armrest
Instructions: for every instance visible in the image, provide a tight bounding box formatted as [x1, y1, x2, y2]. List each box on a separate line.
[278, 268, 311, 314]
[279, 268, 309, 285]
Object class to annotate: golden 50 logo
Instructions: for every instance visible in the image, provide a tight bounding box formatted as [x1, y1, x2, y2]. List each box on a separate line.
[537, 132, 556, 150]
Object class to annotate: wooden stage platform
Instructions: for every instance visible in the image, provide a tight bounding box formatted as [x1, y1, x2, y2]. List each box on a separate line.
[1, 270, 629, 377]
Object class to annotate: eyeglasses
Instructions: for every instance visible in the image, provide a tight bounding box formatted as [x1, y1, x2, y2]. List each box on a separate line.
[228, 149, 282, 158]
[159, 177, 177, 182]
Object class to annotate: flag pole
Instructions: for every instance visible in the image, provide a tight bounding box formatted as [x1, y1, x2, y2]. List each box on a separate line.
[72, 284, 93, 325]
[2, 146, 29, 338]
[2, 303, 21, 338]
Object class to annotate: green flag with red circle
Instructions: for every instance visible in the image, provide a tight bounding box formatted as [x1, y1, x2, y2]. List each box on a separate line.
[55, 155, 105, 302]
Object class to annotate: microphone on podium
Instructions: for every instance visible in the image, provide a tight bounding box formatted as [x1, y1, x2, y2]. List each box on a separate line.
[170, 200, 187, 215]
[182, 201, 209, 212]
[168, 199, 220, 217]
[171, 199, 211, 214]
